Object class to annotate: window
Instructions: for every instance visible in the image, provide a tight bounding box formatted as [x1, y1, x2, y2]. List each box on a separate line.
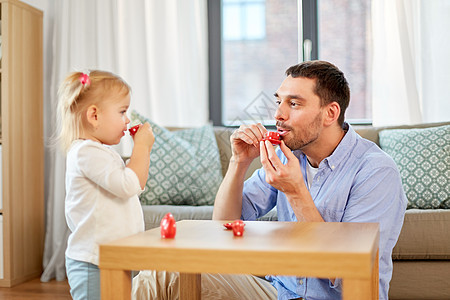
[317, 0, 372, 123]
[223, 0, 266, 41]
[208, 0, 372, 126]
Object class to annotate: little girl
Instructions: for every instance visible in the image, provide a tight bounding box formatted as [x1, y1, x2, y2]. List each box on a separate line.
[56, 70, 154, 300]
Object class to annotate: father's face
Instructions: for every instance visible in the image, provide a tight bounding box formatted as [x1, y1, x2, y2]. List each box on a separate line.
[274, 75, 324, 151]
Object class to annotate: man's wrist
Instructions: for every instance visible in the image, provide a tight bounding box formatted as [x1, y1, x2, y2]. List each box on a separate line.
[286, 190, 324, 222]
[229, 155, 253, 168]
[227, 156, 254, 180]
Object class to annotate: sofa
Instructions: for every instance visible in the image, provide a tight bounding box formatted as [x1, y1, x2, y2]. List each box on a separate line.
[141, 121, 450, 300]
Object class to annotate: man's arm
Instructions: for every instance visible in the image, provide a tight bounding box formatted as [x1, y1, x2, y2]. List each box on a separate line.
[126, 123, 154, 189]
[212, 124, 267, 220]
[212, 159, 249, 220]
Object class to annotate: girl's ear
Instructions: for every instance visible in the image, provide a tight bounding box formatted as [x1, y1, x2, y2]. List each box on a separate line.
[86, 105, 99, 129]
[323, 101, 341, 126]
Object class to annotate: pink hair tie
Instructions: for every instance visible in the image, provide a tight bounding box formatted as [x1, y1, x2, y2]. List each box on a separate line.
[80, 73, 91, 86]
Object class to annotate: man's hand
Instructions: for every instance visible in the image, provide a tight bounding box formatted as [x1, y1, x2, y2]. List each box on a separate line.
[260, 140, 324, 222]
[259, 139, 303, 196]
[230, 123, 267, 165]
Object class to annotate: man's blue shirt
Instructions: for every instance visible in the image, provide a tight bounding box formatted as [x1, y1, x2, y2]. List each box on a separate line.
[241, 123, 407, 300]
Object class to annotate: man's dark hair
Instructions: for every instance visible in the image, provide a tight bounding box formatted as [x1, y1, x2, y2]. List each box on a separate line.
[285, 60, 350, 126]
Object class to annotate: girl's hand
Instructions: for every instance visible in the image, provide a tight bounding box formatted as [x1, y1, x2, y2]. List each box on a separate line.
[128, 122, 154, 189]
[133, 122, 155, 151]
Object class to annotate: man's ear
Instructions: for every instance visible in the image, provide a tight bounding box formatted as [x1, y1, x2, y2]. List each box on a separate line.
[86, 105, 99, 129]
[323, 102, 341, 126]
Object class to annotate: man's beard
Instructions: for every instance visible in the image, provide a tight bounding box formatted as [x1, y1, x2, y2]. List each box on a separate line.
[280, 111, 323, 151]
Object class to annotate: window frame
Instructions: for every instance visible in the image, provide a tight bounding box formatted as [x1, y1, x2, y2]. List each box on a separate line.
[208, 0, 318, 126]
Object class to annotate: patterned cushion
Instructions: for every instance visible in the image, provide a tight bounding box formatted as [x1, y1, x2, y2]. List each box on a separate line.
[379, 125, 450, 209]
[131, 111, 223, 206]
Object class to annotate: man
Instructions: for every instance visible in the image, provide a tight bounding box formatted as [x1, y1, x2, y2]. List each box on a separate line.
[213, 60, 407, 300]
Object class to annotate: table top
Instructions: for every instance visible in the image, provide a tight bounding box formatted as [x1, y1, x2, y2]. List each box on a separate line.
[99, 220, 379, 279]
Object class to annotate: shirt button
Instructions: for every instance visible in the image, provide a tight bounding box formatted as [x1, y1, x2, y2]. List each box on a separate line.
[331, 165, 335, 169]
[299, 279, 303, 285]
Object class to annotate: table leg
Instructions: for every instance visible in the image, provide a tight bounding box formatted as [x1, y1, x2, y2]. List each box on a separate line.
[343, 249, 379, 300]
[180, 273, 201, 300]
[372, 249, 379, 299]
[100, 269, 132, 300]
[342, 278, 371, 299]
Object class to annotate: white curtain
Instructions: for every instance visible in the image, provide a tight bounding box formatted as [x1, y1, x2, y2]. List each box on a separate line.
[371, 0, 450, 126]
[33, 0, 208, 282]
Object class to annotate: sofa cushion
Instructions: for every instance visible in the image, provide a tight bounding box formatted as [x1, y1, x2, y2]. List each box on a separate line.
[142, 205, 279, 230]
[131, 111, 223, 206]
[212, 127, 263, 180]
[212, 127, 234, 177]
[379, 124, 450, 209]
[142, 205, 215, 230]
[354, 121, 450, 146]
[392, 209, 450, 260]
[389, 260, 450, 299]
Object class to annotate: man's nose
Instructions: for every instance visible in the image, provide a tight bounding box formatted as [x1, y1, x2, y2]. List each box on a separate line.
[274, 103, 286, 121]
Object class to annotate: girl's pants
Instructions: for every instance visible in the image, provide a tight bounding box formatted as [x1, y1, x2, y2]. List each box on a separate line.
[66, 257, 100, 300]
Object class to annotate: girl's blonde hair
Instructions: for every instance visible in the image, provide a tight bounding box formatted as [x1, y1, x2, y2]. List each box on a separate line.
[56, 70, 131, 152]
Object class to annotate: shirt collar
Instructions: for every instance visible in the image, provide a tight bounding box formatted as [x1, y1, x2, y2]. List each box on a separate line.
[322, 122, 357, 171]
[293, 122, 358, 171]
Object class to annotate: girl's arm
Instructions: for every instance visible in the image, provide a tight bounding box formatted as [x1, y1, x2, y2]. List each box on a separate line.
[126, 123, 155, 189]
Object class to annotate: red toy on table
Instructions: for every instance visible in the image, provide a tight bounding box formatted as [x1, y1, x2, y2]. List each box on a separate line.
[223, 220, 245, 237]
[160, 213, 176, 239]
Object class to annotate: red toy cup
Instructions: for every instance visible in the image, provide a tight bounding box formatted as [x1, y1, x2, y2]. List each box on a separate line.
[223, 222, 233, 230]
[129, 124, 140, 136]
[231, 220, 245, 237]
[262, 131, 281, 145]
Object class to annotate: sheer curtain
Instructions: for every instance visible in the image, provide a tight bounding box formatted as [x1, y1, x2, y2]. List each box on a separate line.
[27, 0, 209, 282]
[371, 0, 450, 126]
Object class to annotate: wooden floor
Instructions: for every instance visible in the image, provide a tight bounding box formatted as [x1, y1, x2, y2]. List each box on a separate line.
[0, 278, 71, 299]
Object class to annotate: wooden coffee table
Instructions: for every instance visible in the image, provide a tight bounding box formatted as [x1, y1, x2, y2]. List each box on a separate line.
[99, 220, 379, 300]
